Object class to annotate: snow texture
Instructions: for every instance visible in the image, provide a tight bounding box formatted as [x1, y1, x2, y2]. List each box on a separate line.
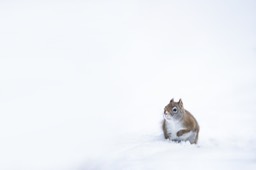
[0, 0, 256, 170]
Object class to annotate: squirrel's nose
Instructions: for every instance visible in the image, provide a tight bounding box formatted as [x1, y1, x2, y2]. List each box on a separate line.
[164, 110, 170, 115]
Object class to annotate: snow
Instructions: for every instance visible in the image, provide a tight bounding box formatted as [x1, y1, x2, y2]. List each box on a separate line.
[0, 0, 256, 170]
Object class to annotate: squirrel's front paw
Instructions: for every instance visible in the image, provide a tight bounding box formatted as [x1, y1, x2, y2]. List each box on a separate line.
[177, 129, 190, 137]
[177, 130, 183, 137]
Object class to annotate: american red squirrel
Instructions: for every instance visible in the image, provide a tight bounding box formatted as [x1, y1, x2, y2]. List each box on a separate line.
[162, 98, 200, 144]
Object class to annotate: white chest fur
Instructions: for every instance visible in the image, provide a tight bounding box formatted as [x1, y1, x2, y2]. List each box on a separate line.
[165, 119, 194, 141]
[165, 119, 183, 139]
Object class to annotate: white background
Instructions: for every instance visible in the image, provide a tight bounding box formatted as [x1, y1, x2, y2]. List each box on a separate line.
[0, 0, 255, 169]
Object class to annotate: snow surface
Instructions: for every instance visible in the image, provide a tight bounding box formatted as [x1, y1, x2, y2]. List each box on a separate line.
[0, 0, 256, 170]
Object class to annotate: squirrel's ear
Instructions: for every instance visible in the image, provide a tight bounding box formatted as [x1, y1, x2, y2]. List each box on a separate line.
[170, 98, 174, 103]
[178, 99, 183, 107]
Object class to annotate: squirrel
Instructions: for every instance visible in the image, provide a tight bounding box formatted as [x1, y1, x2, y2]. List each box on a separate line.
[162, 98, 200, 144]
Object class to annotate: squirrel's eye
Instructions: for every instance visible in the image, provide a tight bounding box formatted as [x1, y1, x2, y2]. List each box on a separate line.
[172, 107, 177, 113]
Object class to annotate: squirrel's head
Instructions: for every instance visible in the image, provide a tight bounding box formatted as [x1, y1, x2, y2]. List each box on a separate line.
[164, 98, 185, 120]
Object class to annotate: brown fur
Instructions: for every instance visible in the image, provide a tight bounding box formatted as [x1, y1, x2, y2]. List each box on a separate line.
[162, 120, 169, 139]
